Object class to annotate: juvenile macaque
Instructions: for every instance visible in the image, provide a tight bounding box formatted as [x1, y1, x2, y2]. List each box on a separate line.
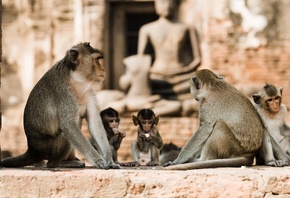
[164, 69, 264, 170]
[252, 84, 290, 166]
[1, 42, 119, 169]
[91, 107, 125, 163]
[131, 109, 163, 166]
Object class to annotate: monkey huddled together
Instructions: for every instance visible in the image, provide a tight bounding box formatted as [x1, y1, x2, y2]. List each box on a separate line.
[1, 42, 289, 170]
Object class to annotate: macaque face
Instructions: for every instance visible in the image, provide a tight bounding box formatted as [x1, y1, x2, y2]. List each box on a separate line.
[140, 119, 154, 132]
[265, 96, 281, 114]
[91, 52, 106, 83]
[107, 117, 120, 129]
[190, 77, 199, 98]
[77, 50, 106, 83]
[155, 0, 176, 18]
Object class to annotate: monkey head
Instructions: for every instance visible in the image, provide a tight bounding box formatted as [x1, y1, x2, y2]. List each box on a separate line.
[69, 42, 106, 83]
[190, 69, 224, 101]
[100, 107, 120, 130]
[252, 84, 283, 114]
[132, 108, 159, 132]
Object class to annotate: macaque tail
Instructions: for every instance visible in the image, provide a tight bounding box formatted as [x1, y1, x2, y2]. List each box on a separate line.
[163, 157, 253, 170]
[1, 150, 42, 167]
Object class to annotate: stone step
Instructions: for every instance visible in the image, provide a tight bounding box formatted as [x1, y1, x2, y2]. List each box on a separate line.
[1, 166, 290, 197]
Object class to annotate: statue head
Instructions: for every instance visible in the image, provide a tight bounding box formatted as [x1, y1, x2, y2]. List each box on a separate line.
[155, 0, 179, 18]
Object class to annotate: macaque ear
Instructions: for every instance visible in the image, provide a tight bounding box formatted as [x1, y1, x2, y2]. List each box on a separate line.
[154, 115, 160, 125]
[252, 94, 261, 104]
[192, 77, 200, 89]
[280, 87, 284, 96]
[132, 115, 139, 126]
[67, 49, 79, 69]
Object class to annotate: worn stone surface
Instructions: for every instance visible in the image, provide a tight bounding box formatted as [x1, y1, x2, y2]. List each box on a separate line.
[1, 166, 290, 198]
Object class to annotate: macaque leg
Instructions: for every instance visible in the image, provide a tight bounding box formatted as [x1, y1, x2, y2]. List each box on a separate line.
[199, 121, 244, 161]
[270, 134, 290, 166]
[111, 145, 118, 163]
[45, 133, 85, 168]
[256, 130, 278, 166]
[148, 145, 160, 166]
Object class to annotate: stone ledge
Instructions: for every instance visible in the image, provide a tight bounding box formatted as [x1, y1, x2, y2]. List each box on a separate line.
[1, 166, 290, 198]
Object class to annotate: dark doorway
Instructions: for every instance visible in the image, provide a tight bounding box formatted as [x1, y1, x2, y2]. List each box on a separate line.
[104, 1, 158, 89]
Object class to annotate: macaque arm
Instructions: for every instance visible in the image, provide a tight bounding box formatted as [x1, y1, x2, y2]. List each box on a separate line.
[111, 135, 123, 150]
[61, 120, 106, 167]
[131, 141, 139, 162]
[86, 96, 113, 162]
[150, 128, 163, 149]
[173, 121, 215, 164]
[280, 123, 290, 136]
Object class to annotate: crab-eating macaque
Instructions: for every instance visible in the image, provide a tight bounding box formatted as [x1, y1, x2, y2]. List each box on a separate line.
[252, 84, 290, 166]
[159, 143, 181, 165]
[1, 42, 120, 169]
[163, 69, 264, 170]
[130, 109, 163, 166]
[91, 107, 126, 163]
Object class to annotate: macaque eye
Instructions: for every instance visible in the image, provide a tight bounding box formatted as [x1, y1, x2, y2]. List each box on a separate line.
[274, 96, 281, 101]
[141, 120, 153, 125]
[267, 98, 274, 103]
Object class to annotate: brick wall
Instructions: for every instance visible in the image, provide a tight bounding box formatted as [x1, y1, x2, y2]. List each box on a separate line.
[1, 112, 198, 163]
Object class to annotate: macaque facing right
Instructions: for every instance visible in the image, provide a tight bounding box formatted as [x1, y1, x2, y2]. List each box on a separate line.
[91, 107, 126, 164]
[131, 108, 163, 166]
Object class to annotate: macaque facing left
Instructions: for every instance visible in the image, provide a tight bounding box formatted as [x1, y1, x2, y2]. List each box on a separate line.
[131, 108, 163, 166]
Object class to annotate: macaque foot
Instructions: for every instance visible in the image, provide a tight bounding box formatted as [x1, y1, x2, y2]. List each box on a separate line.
[94, 159, 110, 169]
[47, 160, 85, 168]
[109, 162, 121, 169]
[120, 161, 140, 167]
[162, 161, 176, 167]
[146, 161, 160, 166]
[266, 160, 285, 167]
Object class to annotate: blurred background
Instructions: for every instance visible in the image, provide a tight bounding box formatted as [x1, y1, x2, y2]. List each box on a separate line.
[1, 0, 290, 163]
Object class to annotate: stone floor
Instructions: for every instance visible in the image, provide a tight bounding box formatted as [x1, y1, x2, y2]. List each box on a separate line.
[1, 166, 290, 198]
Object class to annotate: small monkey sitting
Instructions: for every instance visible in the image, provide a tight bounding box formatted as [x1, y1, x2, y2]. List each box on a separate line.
[91, 107, 126, 164]
[130, 108, 163, 166]
[253, 84, 290, 166]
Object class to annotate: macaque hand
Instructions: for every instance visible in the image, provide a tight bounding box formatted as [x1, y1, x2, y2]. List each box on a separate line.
[139, 131, 149, 139]
[119, 131, 126, 138]
[112, 128, 120, 134]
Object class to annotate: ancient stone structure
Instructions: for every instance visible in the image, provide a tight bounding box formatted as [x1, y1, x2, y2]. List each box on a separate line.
[2, 0, 290, 169]
[101, 0, 201, 116]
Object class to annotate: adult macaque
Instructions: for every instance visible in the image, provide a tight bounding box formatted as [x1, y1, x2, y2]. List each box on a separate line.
[252, 84, 290, 166]
[164, 69, 264, 170]
[1, 42, 120, 169]
[91, 107, 126, 163]
[131, 109, 163, 166]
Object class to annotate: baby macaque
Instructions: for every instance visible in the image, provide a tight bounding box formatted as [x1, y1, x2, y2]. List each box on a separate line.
[91, 107, 125, 163]
[131, 108, 163, 166]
